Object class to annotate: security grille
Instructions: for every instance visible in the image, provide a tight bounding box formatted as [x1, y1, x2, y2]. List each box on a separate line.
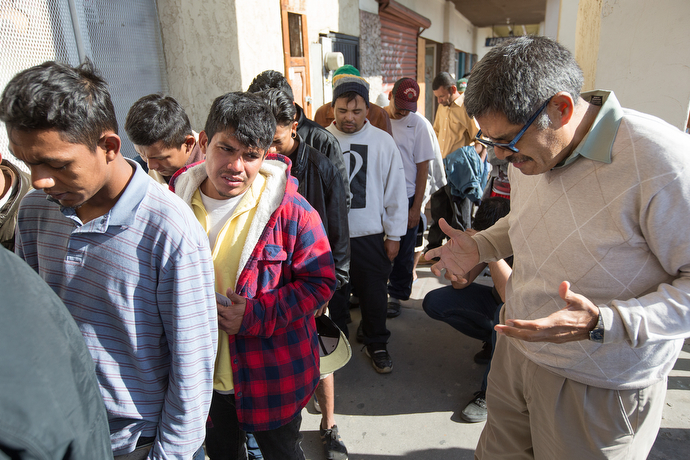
[0, 0, 169, 171]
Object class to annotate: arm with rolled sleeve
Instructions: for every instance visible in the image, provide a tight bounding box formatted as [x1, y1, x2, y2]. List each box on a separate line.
[149, 238, 217, 459]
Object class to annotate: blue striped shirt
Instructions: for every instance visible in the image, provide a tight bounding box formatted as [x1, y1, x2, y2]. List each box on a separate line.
[15, 161, 217, 459]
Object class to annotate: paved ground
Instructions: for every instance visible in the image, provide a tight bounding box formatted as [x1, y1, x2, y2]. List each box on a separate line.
[298, 265, 690, 460]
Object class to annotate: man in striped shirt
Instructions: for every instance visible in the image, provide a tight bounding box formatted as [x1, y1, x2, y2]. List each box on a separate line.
[1, 60, 217, 460]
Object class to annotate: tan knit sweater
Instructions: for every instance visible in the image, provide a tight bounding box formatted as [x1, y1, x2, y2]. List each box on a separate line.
[475, 92, 690, 390]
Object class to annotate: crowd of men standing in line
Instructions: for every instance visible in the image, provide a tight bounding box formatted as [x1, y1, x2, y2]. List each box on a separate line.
[2, 35, 690, 460]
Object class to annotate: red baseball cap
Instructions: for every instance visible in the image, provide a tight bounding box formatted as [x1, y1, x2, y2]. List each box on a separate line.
[392, 77, 419, 112]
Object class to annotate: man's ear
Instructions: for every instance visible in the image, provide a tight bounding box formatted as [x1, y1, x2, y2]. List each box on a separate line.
[550, 92, 576, 128]
[101, 132, 121, 161]
[199, 131, 209, 155]
[449, 85, 458, 95]
[183, 134, 196, 152]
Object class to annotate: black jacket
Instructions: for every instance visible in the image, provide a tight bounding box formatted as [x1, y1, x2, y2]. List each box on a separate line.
[291, 135, 350, 289]
[295, 104, 350, 210]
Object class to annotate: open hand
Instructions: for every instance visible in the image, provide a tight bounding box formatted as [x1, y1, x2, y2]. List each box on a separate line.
[495, 281, 599, 343]
[425, 218, 480, 283]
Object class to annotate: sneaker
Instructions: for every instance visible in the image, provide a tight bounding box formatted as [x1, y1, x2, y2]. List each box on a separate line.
[356, 321, 364, 343]
[386, 299, 401, 318]
[313, 396, 321, 413]
[461, 391, 487, 423]
[365, 343, 393, 374]
[473, 342, 492, 365]
[320, 425, 348, 460]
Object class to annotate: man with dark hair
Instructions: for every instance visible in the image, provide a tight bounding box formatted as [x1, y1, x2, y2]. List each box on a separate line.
[171, 91, 336, 460]
[423, 197, 511, 423]
[428, 35, 690, 459]
[383, 77, 435, 318]
[125, 94, 204, 185]
[247, 70, 350, 208]
[0, 151, 30, 250]
[1, 60, 217, 460]
[313, 65, 393, 136]
[262, 87, 350, 460]
[326, 68, 407, 374]
[425, 71, 480, 254]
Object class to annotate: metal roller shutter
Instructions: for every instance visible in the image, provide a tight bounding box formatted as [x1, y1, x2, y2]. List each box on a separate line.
[378, 0, 431, 86]
[379, 16, 418, 86]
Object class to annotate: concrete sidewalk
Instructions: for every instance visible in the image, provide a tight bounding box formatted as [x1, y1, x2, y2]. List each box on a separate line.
[299, 265, 690, 460]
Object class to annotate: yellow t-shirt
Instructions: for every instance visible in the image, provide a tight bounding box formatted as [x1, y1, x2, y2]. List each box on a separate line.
[191, 173, 267, 392]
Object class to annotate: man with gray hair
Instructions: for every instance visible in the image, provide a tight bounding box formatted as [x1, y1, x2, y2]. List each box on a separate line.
[427, 35, 690, 459]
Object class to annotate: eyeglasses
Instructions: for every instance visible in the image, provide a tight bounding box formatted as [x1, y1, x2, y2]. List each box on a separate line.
[475, 98, 551, 154]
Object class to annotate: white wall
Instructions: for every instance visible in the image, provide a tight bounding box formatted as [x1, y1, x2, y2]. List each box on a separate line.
[557, 0, 578, 54]
[236, 1, 284, 92]
[543, 0, 560, 41]
[595, 0, 690, 129]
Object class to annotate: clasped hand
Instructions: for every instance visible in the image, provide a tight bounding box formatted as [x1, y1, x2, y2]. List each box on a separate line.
[217, 288, 247, 335]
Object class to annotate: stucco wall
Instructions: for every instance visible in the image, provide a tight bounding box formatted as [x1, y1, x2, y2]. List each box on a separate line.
[235, 1, 283, 92]
[157, 0, 244, 130]
[595, 0, 690, 128]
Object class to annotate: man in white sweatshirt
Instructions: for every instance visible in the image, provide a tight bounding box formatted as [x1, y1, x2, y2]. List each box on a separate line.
[427, 36, 690, 459]
[327, 69, 407, 374]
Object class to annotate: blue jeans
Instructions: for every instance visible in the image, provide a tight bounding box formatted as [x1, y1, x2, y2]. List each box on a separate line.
[388, 196, 419, 301]
[422, 283, 499, 343]
[206, 391, 305, 460]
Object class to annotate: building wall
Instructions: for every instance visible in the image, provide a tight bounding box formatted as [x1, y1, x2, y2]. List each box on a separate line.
[595, 0, 690, 128]
[574, 0, 602, 91]
[359, 9, 384, 102]
[235, 1, 283, 93]
[305, 0, 361, 109]
[157, 0, 244, 130]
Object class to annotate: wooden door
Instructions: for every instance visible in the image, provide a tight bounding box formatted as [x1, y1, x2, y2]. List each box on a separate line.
[280, 1, 312, 118]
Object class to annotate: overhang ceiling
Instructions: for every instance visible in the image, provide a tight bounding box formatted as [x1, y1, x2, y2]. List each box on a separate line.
[449, 0, 546, 28]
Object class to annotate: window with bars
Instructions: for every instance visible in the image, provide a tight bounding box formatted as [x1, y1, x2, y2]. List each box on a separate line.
[0, 0, 169, 170]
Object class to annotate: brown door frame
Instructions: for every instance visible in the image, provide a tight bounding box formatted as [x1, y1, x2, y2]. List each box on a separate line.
[280, 0, 312, 118]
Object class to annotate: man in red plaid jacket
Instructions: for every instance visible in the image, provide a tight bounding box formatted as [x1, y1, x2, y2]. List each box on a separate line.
[172, 91, 336, 460]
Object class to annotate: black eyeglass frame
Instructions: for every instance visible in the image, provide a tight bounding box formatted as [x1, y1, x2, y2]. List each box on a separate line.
[475, 98, 552, 154]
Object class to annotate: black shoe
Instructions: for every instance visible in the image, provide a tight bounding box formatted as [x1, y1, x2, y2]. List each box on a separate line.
[320, 425, 348, 460]
[461, 391, 487, 423]
[365, 343, 393, 374]
[356, 322, 364, 343]
[473, 342, 492, 365]
[386, 300, 401, 318]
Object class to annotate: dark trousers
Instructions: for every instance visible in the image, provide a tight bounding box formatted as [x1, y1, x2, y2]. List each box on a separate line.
[206, 391, 305, 460]
[328, 286, 351, 340]
[348, 233, 392, 344]
[388, 197, 418, 301]
[427, 185, 471, 250]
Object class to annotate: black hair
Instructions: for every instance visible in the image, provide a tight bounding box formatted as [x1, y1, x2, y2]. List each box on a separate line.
[333, 91, 362, 106]
[204, 92, 276, 151]
[473, 197, 510, 232]
[247, 70, 295, 101]
[258, 88, 296, 127]
[0, 59, 118, 151]
[432, 72, 456, 91]
[124, 94, 192, 148]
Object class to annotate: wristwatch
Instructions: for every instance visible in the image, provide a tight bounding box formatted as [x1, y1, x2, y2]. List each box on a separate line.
[588, 311, 605, 343]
